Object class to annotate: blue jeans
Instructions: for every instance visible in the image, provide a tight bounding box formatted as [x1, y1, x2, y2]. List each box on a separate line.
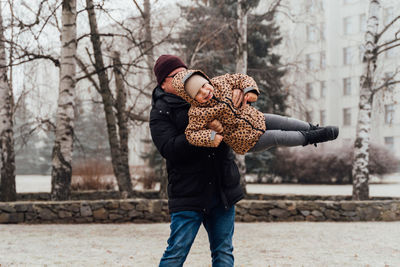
[159, 203, 235, 267]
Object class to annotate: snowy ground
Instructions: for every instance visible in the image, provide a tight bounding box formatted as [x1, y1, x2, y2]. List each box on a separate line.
[0, 222, 399, 266]
[16, 173, 400, 197]
[3, 173, 399, 266]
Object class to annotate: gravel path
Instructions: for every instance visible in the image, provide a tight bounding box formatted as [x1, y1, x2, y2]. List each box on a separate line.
[1, 222, 399, 266]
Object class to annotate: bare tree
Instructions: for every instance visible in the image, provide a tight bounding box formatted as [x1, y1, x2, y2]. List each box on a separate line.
[85, 0, 134, 197]
[235, 0, 249, 194]
[51, 0, 77, 200]
[0, 1, 17, 201]
[234, 0, 283, 193]
[5, 1, 173, 198]
[352, 0, 400, 200]
[132, 0, 154, 78]
[112, 51, 131, 195]
[132, 0, 156, 182]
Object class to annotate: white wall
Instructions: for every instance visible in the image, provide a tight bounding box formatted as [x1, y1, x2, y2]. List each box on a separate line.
[275, 0, 400, 158]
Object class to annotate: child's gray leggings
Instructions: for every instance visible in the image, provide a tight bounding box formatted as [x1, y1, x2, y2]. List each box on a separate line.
[248, 114, 310, 153]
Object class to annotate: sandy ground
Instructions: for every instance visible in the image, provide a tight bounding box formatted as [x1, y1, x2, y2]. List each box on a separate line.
[0, 222, 399, 266]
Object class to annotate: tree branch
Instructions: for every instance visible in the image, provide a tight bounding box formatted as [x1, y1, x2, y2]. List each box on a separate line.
[76, 32, 128, 44]
[373, 79, 400, 93]
[13, 52, 60, 67]
[376, 15, 400, 41]
[132, 0, 145, 18]
[127, 107, 149, 122]
[377, 41, 400, 56]
[75, 55, 101, 93]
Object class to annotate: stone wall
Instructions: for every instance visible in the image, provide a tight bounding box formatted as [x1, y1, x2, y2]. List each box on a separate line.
[0, 199, 169, 224]
[235, 200, 400, 222]
[1, 198, 400, 224]
[17, 190, 159, 202]
[18, 191, 400, 202]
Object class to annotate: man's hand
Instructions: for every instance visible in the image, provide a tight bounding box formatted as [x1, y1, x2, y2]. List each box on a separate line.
[232, 89, 244, 108]
[207, 119, 223, 133]
[211, 134, 223, 147]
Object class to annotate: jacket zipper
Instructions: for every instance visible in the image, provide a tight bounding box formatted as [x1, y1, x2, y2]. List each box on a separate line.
[212, 96, 265, 133]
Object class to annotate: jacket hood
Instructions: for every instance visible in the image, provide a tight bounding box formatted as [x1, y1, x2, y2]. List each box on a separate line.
[172, 69, 213, 107]
[151, 86, 189, 109]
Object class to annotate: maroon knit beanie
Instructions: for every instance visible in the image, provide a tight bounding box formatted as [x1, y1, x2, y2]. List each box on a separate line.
[154, 55, 187, 86]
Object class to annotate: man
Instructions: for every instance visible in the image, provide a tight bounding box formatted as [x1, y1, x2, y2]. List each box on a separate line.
[150, 55, 244, 266]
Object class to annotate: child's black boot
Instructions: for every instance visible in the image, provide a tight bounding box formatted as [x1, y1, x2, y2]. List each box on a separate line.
[308, 122, 321, 130]
[301, 126, 339, 146]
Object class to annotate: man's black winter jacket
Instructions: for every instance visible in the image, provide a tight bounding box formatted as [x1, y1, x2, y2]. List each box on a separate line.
[149, 86, 244, 213]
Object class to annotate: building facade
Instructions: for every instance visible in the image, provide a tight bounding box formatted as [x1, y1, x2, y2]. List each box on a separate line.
[275, 0, 400, 158]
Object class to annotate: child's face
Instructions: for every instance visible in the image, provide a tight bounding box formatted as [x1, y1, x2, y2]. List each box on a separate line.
[194, 83, 214, 103]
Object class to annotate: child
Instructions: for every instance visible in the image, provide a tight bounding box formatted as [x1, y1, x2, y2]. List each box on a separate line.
[171, 69, 338, 155]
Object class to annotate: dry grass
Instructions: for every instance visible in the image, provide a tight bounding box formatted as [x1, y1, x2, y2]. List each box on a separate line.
[131, 165, 159, 190]
[71, 159, 116, 191]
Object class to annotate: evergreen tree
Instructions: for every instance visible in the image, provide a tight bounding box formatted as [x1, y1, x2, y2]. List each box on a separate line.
[73, 95, 110, 163]
[14, 95, 54, 175]
[177, 0, 287, 176]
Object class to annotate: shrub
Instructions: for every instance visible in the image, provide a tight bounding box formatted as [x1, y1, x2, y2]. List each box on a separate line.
[130, 165, 159, 190]
[270, 143, 399, 184]
[71, 159, 116, 191]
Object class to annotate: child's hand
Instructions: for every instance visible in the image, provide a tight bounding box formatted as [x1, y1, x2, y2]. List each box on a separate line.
[241, 92, 258, 108]
[207, 119, 224, 133]
[245, 92, 258, 102]
[211, 134, 223, 147]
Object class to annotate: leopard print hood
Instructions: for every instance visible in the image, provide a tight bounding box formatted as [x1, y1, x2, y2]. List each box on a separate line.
[172, 69, 216, 107]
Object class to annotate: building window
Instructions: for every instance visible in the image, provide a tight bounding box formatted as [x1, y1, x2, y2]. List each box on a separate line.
[343, 78, 351, 95]
[306, 0, 316, 13]
[320, 81, 327, 98]
[306, 54, 314, 70]
[384, 40, 395, 58]
[385, 72, 395, 91]
[320, 51, 326, 69]
[320, 23, 326, 41]
[385, 104, 395, 124]
[359, 13, 366, 32]
[384, 137, 394, 151]
[343, 16, 354, 35]
[306, 111, 313, 122]
[306, 83, 313, 99]
[320, 110, 326, 125]
[343, 108, 351, 126]
[307, 25, 317, 42]
[343, 47, 352, 65]
[306, 1, 324, 13]
[384, 7, 394, 26]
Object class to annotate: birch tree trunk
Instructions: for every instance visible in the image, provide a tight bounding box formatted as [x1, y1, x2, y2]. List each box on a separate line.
[86, 0, 133, 197]
[0, 2, 16, 202]
[235, 0, 248, 195]
[143, 0, 154, 76]
[51, 0, 77, 200]
[141, 0, 154, 176]
[142, 0, 168, 198]
[352, 0, 380, 200]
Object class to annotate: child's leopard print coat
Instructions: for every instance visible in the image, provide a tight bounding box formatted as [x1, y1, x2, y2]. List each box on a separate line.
[172, 69, 266, 155]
